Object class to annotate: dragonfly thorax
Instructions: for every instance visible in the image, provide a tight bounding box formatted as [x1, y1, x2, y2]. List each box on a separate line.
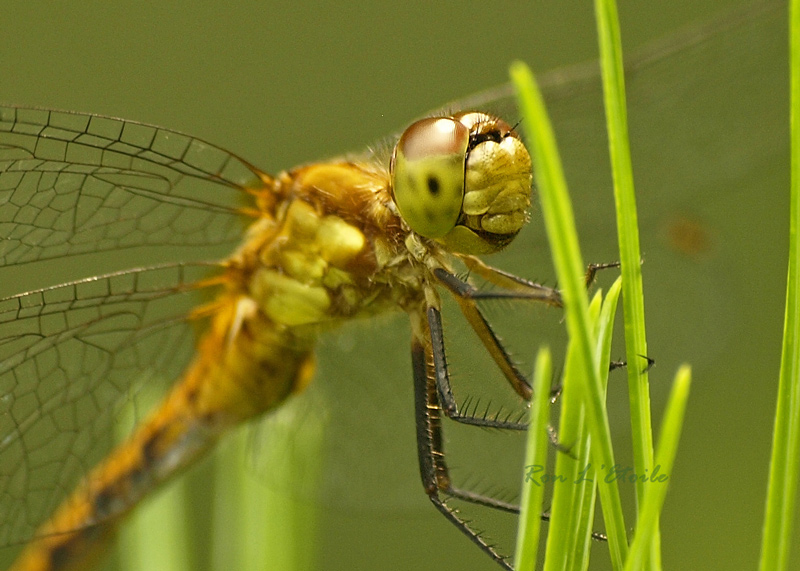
[238, 162, 420, 330]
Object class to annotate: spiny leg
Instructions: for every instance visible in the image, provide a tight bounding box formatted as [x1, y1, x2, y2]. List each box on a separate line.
[427, 302, 571, 451]
[436, 266, 628, 451]
[427, 304, 528, 430]
[426, 267, 609, 544]
[463, 253, 622, 294]
[584, 260, 621, 287]
[433, 267, 560, 402]
[457, 259, 652, 380]
[432, 269, 571, 445]
[458, 257, 563, 305]
[411, 331, 515, 571]
[412, 314, 607, 571]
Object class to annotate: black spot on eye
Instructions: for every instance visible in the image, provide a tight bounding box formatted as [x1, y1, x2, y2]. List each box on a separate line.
[427, 175, 440, 196]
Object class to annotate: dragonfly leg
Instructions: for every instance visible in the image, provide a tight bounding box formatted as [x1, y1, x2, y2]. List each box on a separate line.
[411, 336, 515, 571]
[427, 305, 528, 429]
[433, 267, 556, 401]
[412, 327, 604, 570]
[427, 304, 577, 456]
[609, 354, 656, 373]
[413, 302, 610, 569]
[456, 257, 563, 307]
[583, 260, 621, 286]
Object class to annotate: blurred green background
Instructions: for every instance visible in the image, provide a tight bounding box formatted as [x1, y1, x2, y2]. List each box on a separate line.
[1, 1, 797, 570]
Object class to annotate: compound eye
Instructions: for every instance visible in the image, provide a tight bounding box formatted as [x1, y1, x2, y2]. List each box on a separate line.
[390, 117, 470, 239]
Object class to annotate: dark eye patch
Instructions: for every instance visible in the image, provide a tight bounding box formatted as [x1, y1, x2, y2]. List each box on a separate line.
[426, 175, 440, 195]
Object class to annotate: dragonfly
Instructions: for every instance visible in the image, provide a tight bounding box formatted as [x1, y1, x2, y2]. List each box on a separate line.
[0, 1, 790, 570]
[1, 72, 569, 571]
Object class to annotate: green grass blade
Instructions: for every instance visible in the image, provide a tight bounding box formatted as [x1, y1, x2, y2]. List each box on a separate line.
[515, 347, 554, 571]
[593, 4, 657, 563]
[118, 480, 191, 571]
[759, 0, 800, 569]
[211, 428, 274, 571]
[624, 365, 691, 571]
[595, 278, 623, 392]
[511, 60, 628, 569]
[231, 416, 323, 571]
[543, 293, 603, 571]
[568, 277, 622, 571]
[116, 391, 191, 571]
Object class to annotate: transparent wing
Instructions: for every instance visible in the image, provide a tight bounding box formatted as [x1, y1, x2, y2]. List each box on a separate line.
[0, 262, 219, 545]
[0, 105, 263, 545]
[0, 106, 265, 267]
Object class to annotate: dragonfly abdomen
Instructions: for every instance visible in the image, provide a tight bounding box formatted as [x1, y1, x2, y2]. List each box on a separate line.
[9, 292, 316, 571]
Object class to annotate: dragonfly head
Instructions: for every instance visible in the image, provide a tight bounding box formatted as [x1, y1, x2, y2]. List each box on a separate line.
[390, 111, 532, 255]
